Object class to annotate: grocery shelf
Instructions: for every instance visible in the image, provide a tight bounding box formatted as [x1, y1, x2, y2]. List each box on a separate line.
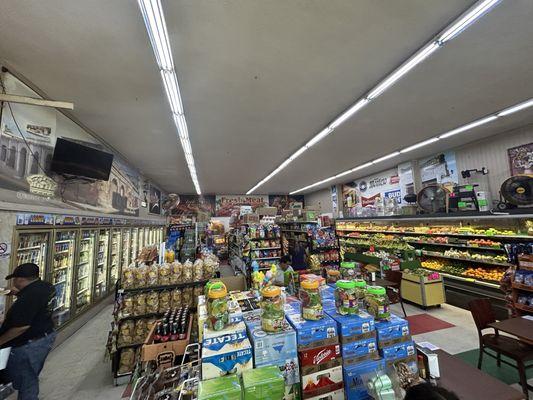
[249, 247, 281, 250]
[335, 211, 533, 221]
[405, 240, 504, 252]
[421, 268, 500, 289]
[515, 303, 533, 313]
[512, 282, 533, 292]
[421, 251, 512, 267]
[117, 279, 209, 294]
[277, 221, 318, 224]
[251, 256, 281, 261]
[248, 237, 280, 241]
[281, 229, 309, 233]
[311, 246, 339, 251]
[17, 245, 41, 251]
[336, 228, 531, 240]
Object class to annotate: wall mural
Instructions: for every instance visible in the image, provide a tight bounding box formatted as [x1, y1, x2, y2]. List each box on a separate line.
[508, 142, 533, 176]
[215, 195, 268, 217]
[268, 194, 304, 213]
[0, 71, 142, 216]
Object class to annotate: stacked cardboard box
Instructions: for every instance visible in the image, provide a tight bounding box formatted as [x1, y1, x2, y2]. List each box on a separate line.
[375, 314, 417, 374]
[201, 321, 253, 380]
[286, 306, 344, 399]
[244, 313, 301, 400]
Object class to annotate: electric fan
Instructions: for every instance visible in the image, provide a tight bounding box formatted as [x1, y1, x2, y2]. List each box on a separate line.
[417, 185, 450, 214]
[496, 175, 532, 210]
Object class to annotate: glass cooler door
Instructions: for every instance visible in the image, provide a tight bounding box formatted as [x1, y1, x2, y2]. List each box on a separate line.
[94, 229, 109, 299]
[108, 229, 121, 290]
[121, 228, 131, 270]
[52, 229, 77, 327]
[74, 229, 96, 314]
[130, 227, 139, 263]
[13, 230, 50, 279]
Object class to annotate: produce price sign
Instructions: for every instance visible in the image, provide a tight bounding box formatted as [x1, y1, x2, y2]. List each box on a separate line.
[215, 195, 268, 217]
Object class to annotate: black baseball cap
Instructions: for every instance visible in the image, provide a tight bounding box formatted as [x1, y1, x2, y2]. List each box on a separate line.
[6, 263, 40, 279]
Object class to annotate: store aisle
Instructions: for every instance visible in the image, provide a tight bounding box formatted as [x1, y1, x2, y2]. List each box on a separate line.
[32, 304, 123, 400]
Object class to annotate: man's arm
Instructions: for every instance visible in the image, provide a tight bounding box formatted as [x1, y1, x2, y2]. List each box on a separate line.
[0, 326, 30, 346]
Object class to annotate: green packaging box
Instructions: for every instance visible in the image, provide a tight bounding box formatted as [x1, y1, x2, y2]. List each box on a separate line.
[242, 365, 285, 400]
[198, 375, 242, 400]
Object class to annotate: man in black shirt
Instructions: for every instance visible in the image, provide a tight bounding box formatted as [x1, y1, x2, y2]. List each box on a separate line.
[0, 263, 56, 400]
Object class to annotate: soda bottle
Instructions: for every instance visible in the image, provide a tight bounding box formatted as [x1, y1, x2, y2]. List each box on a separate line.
[153, 322, 162, 343]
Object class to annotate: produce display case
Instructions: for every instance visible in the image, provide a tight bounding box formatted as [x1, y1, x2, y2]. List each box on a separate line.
[400, 270, 446, 308]
[336, 213, 532, 318]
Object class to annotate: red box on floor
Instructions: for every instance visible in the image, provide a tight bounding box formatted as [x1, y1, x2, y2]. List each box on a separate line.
[298, 343, 341, 369]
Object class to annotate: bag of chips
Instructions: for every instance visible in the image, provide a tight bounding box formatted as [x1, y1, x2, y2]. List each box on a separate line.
[122, 265, 135, 289]
[171, 288, 182, 308]
[133, 293, 147, 316]
[146, 291, 159, 314]
[169, 262, 182, 284]
[193, 259, 204, 282]
[118, 348, 136, 374]
[158, 263, 171, 285]
[146, 264, 159, 287]
[118, 320, 135, 347]
[182, 260, 193, 283]
[181, 287, 193, 306]
[133, 319, 148, 343]
[134, 265, 147, 288]
[121, 294, 134, 316]
[159, 290, 171, 313]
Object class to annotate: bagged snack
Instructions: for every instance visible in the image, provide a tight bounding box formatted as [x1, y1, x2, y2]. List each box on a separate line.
[182, 287, 193, 306]
[146, 291, 159, 314]
[146, 318, 157, 331]
[133, 319, 148, 343]
[121, 294, 134, 316]
[122, 265, 135, 289]
[118, 320, 135, 347]
[159, 290, 171, 313]
[193, 286, 203, 308]
[182, 260, 193, 283]
[203, 257, 217, 280]
[171, 288, 182, 308]
[133, 293, 147, 316]
[118, 348, 136, 374]
[193, 259, 204, 281]
[158, 263, 171, 285]
[169, 262, 182, 284]
[146, 264, 159, 286]
[134, 265, 147, 288]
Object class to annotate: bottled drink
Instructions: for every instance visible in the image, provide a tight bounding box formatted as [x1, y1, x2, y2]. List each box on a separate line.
[153, 322, 162, 343]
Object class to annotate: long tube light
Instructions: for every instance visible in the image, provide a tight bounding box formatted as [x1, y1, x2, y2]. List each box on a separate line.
[289, 97, 533, 195]
[138, 0, 201, 194]
[247, 0, 501, 194]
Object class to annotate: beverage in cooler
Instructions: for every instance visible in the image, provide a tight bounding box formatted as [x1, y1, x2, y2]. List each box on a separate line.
[109, 229, 121, 288]
[139, 227, 146, 249]
[94, 229, 109, 299]
[14, 231, 49, 279]
[130, 228, 139, 263]
[121, 228, 131, 269]
[75, 230, 96, 314]
[52, 230, 76, 327]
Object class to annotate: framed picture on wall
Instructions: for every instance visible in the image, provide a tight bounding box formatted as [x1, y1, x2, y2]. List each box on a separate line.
[508, 142, 533, 176]
[149, 185, 161, 215]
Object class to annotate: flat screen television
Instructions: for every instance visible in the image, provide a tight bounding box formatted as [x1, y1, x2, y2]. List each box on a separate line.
[50, 138, 114, 181]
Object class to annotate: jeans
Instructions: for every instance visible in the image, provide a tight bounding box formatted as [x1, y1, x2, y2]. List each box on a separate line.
[6, 332, 56, 400]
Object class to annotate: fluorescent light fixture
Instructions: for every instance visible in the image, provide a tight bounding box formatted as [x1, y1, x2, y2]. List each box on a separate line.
[400, 137, 440, 153]
[249, 0, 500, 194]
[138, 0, 201, 194]
[438, 0, 500, 43]
[306, 128, 333, 148]
[438, 115, 497, 139]
[351, 162, 373, 172]
[372, 151, 400, 164]
[329, 99, 369, 130]
[497, 98, 533, 117]
[367, 42, 440, 100]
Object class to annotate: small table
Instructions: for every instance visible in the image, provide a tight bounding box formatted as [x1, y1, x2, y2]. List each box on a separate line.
[436, 350, 525, 400]
[489, 317, 533, 345]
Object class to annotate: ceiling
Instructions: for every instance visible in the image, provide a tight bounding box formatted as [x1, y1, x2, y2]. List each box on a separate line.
[0, 1, 532, 195]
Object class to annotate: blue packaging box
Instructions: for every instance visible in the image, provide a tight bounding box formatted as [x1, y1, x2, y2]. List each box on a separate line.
[344, 359, 385, 400]
[286, 313, 338, 347]
[320, 285, 335, 300]
[374, 314, 410, 345]
[342, 336, 377, 360]
[380, 340, 415, 361]
[322, 299, 336, 313]
[326, 310, 375, 340]
[284, 299, 301, 316]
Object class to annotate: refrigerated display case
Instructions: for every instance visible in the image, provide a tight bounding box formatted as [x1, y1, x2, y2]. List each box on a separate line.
[139, 227, 146, 249]
[52, 229, 77, 327]
[130, 227, 139, 262]
[94, 229, 109, 300]
[121, 228, 131, 270]
[74, 229, 96, 314]
[13, 231, 50, 279]
[109, 229, 121, 290]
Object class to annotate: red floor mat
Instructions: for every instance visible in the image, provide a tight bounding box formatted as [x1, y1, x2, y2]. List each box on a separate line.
[406, 313, 455, 335]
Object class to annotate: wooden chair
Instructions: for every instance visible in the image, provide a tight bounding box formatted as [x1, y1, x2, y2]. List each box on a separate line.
[384, 270, 407, 318]
[469, 298, 533, 399]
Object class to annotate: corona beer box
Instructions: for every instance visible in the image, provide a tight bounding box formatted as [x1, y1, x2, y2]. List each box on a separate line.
[344, 359, 386, 400]
[286, 313, 338, 348]
[201, 321, 253, 380]
[379, 340, 415, 361]
[326, 310, 375, 341]
[374, 314, 410, 347]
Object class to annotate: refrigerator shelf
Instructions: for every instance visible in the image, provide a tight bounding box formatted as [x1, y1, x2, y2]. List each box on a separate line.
[55, 240, 72, 244]
[53, 266, 69, 271]
[77, 288, 89, 295]
[54, 280, 67, 285]
[55, 250, 70, 254]
[17, 245, 41, 251]
[78, 275, 89, 280]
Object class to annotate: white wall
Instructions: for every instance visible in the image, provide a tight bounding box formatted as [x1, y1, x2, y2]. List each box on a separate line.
[305, 186, 336, 214]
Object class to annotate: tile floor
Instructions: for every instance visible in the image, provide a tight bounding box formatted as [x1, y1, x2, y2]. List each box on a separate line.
[12, 300, 531, 399]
